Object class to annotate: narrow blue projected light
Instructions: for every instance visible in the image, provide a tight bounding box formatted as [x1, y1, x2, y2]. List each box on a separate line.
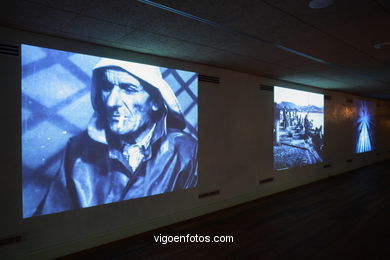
[354, 100, 375, 153]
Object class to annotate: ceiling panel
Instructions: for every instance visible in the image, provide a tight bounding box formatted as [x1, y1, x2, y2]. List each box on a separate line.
[1, 0, 77, 34]
[137, 14, 300, 65]
[117, 29, 218, 61]
[313, 68, 387, 88]
[279, 74, 350, 89]
[62, 15, 131, 42]
[1, 0, 389, 99]
[27, 0, 91, 13]
[81, 0, 162, 28]
[264, 0, 390, 65]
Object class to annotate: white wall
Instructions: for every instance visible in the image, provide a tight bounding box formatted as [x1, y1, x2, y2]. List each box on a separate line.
[0, 26, 389, 259]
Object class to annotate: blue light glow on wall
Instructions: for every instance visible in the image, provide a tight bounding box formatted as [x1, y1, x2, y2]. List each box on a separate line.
[354, 100, 375, 153]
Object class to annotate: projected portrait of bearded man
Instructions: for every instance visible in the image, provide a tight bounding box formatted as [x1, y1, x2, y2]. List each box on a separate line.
[35, 58, 198, 216]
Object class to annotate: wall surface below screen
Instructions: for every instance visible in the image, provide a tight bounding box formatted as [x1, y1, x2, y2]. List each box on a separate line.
[1, 26, 390, 259]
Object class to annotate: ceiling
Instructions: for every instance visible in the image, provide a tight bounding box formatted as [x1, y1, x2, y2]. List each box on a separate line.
[1, 0, 390, 99]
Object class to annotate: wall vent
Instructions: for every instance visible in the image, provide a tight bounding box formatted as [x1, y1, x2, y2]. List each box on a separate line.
[198, 74, 220, 84]
[259, 177, 274, 184]
[259, 85, 274, 91]
[198, 190, 220, 199]
[0, 44, 19, 56]
[0, 235, 23, 246]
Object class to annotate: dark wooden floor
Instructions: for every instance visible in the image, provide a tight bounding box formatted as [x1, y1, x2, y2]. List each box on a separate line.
[61, 160, 390, 260]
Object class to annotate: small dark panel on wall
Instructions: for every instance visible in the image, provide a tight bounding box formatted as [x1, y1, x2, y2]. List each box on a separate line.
[0, 43, 19, 56]
[346, 99, 353, 103]
[259, 85, 274, 92]
[376, 152, 381, 156]
[198, 190, 220, 199]
[324, 95, 332, 101]
[346, 159, 353, 163]
[323, 164, 331, 168]
[0, 235, 23, 246]
[198, 74, 220, 84]
[259, 177, 274, 185]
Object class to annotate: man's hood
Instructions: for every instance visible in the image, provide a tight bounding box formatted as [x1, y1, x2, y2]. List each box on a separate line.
[91, 58, 186, 130]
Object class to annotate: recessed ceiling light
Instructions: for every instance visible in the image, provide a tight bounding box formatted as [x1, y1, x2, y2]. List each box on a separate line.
[373, 42, 390, 49]
[309, 0, 334, 9]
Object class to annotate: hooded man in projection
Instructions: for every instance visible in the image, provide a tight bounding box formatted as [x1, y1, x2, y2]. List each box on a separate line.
[35, 59, 198, 215]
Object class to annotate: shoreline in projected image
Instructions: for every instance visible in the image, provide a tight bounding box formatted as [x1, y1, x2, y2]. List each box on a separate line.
[353, 100, 375, 153]
[22, 44, 198, 218]
[274, 87, 324, 170]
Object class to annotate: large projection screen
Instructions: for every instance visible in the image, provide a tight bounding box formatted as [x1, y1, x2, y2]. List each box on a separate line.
[274, 86, 324, 170]
[22, 44, 198, 218]
[353, 100, 375, 153]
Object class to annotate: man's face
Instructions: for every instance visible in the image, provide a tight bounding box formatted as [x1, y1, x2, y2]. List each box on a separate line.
[100, 68, 155, 136]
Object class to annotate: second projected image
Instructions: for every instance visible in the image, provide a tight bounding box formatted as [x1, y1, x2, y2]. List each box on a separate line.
[353, 100, 375, 153]
[274, 87, 324, 170]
